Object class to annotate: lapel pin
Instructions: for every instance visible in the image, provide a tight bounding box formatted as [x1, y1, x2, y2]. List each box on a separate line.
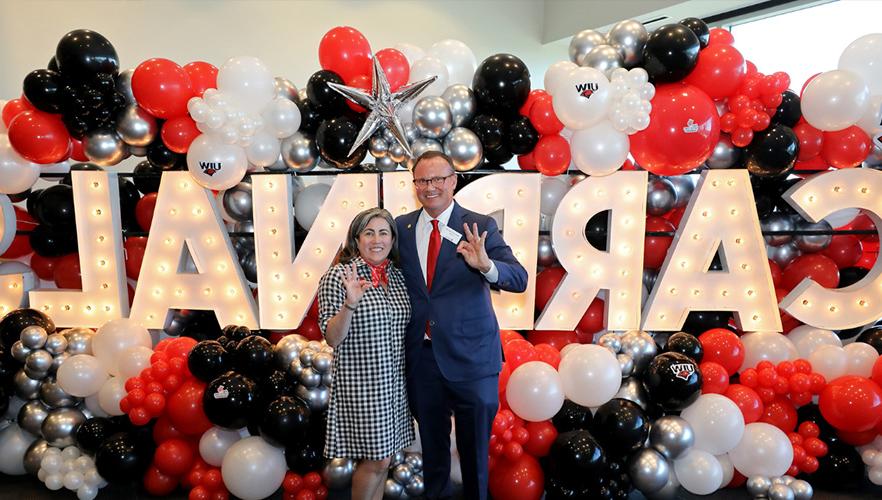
[407, 224, 412, 229]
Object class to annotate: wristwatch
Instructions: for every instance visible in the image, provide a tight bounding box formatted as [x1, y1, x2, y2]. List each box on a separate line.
[343, 302, 358, 311]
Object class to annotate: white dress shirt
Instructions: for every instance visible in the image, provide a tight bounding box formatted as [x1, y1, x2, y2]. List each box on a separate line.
[415, 203, 499, 286]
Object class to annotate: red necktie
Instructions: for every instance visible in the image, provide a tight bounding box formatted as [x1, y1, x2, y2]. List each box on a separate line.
[426, 220, 441, 338]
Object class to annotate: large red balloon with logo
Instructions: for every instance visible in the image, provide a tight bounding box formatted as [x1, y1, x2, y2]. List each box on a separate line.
[630, 83, 720, 176]
[8, 110, 70, 164]
[488, 454, 544, 500]
[318, 27, 373, 84]
[819, 375, 882, 432]
[684, 44, 746, 100]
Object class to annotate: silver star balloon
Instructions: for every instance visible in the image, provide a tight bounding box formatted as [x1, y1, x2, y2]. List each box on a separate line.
[327, 57, 436, 159]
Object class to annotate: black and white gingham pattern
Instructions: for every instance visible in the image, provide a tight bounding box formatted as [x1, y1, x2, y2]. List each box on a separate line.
[318, 256, 415, 460]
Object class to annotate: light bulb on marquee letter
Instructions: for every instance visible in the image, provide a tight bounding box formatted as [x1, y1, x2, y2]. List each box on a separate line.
[382, 171, 420, 218]
[455, 173, 541, 330]
[253, 174, 379, 330]
[29, 172, 129, 327]
[129, 171, 258, 329]
[780, 169, 882, 330]
[642, 170, 781, 332]
[535, 171, 648, 332]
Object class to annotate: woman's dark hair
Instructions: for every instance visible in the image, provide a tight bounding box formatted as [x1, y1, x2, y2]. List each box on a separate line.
[336, 207, 399, 266]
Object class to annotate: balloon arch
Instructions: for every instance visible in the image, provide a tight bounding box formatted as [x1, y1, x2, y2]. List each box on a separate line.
[2, 19, 882, 500]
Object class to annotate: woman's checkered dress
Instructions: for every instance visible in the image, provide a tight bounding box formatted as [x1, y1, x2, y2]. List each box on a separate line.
[318, 257, 415, 460]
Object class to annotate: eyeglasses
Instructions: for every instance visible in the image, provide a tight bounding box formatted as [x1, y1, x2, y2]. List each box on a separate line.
[413, 174, 454, 189]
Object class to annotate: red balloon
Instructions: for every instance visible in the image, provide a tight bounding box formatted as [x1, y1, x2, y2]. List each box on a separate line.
[1, 98, 34, 128]
[700, 361, 730, 394]
[708, 28, 735, 46]
[724, 384, 764, 423]
[768, 259, 783, 288]
[873, 356, 882, 387]
[342, 74, 371, 113]
[53, 253, 82, 289]
[153, 415, 187, 443]
[529, 95, 564, 135]
[2, 207, 36, 259]
[517, 152, 537, 171]
[837, 427, 878, 446]
[761, 396, 798, 432]
[29, 253, 59, 281]
[631, 83, 720, 175]
[488, 454, 544, 500]
[144, 465, 179, 496]
[523, 420, 557, 457]
[644, 216, 675, 269]
[133, 58, 194, 119]
[782, 254, 839, 291]
[520, 89, 548, 117]
[793, 122, 824, 161]
[69, 138, 88, 162]
[503, 339, 537, 371]
[821, 126, 872, 169]
[135, 192, 158, 232]
[776, 287, 802, 333]
[500, 329, 523, 345]
[535, 266, 565, 313]
[124, 236, 148, 280]
[577, 298, 605, 335]
[183, 61, 218, 98]
[534, 134, 570, 176]
[296, 316, 323, 341]
[533, 343, 561, 369]
[526, 330, 577, 351]
[819, 375, 882, 432]
[498, 362, 512, 397]
[162, 116, 200, 154]
[318, 27, 373, 84]
[167, 380, 213, 435]
[375, 48, 409, 92]
[852, 212, 878, 242]
[699, 328, 745, 376]
[822, 235, 863, 269]
[8, 110, 71, 164]
[685, 44, 746, 100]
[155, 439, 196, 477]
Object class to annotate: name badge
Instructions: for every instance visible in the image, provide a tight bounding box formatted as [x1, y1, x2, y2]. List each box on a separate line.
[440, 225, 462, 245]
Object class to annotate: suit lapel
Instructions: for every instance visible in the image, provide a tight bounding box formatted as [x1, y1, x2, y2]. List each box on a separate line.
[400, 210, 428, 298]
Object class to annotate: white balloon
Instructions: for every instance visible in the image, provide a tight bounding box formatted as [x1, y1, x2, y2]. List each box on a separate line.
[0, 134, 40, 194]
[808, 344, 848, 381]
[680, 394, 745, 455]
[729, 423, 793, 478]
[83, 393, 108, 418]
[97, 377, 126, 416]
[0, 424, 34, 475]
[217, 56, 275, 114]
[394, 43, 426, 67]
[262, 97, 301, 139]
[539, 176, 570, 217]
[716, 453, 734, 488]
[739, 332, 797, 372]
[245, 130, 281, 168]
[221, 437, 287, 500]
[187, 134, 248, 190]
[801, 69, 870, 131]
[674, 449, 723, 495]
[544, 61, 578, 96]
[787, 325, 842, 358]
[823, 207, 861, 229]
[93, 318, 152, 376]
[200, 426, 243, 466]
[558, 344, 621, 407]
[844, 342, 879, 377]
[294, 182, 330, 230]
[571, 121, 630, 176]
[117, 346, 154, 380]
[839, 34, 882, 95]
[552, 67, 612, 131]
[410, 56, 449, 97]
[428, 40, 477, 86]
[0, 261, 36, 304]
[506, 361, 565, 422]
[57, 354, 109, 397]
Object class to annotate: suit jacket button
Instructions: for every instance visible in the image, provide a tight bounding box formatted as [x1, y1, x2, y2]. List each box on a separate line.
[429, 320, 436, 326]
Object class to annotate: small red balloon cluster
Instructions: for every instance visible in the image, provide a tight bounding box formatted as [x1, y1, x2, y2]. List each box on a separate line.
[518, 90, 570, 175]
[489, 409, 531, 467]
[740, 360, 827, 409]
[786, 422, 829, 476]
[719, 71, 790, 147]
[281, 471, 328, 500]
[184, 462, 228, 500]
[487, 409, 553, 500]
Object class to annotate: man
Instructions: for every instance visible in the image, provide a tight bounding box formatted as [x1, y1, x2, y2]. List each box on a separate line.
[395, 151, 528, 499]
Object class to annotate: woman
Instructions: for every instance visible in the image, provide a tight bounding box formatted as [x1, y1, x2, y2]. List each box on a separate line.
[317, 207, 414, 500]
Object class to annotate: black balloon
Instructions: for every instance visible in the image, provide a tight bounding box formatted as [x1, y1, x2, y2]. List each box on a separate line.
[48, 57, 59, 72]
[681, 310, 731, 334]
[679, 17, 710, 48]
[34, 184, 76, 228]
[286, 440, 324, 474]
[60, 163, 105, 186]
[591, 399, 648, 457]
[117, 177, 141, 231]
[469, 114, 504, 150]
[548, 430, 607, 483]
[839, 266, 869, 288]
[483, 143, 513, 166]
[259, 396, 312, 448]
[0, 308, 56, 349]
[810, 441, 864, 490]
[472, 54, 531, 118]
[235, 336, 275, 378]
[23, 69, 65, 113]
[796, 403, 839, 444]
[746, 124, 799, 177]
[260, 370, 297, 405]
[165, 309, 223, 341]
[316, 116, 367, 169]
[95, 432, 152, 483]
[203, 371, 258, 429]
[664, 332, 704, 362]
[643, 24, 701, 82]
[147, 141, 182, 170]
[857, 326, 882, 355]
[506, 116, 539, 155]
[29, 225, 77, 258]
[552, 400, 594, 434]
[773, 91, 802, 127]
[133, 160, 163, 194]
[76, 417, 117, 455]
[26, 189, 44, 218]
[307, 70, 348, 118]
[188, 341, 230, 382]
[585, 211, 609, 251]
[295, 98, 323, 135]
[56, 29, 119, 79]
[644, 352, 702, 411]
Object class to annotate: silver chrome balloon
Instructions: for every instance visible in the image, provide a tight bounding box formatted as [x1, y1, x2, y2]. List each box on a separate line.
[628, 448, 670, 494]
[369, 135, 389, 158]
[295, 385, 329, 412]
[537, 235, 556, 267]
[643, 268, 659, 291]
[443, 127, 482, 172]
[322, 457, 355, 489]
[116, 105, 158, 147]
[274, 77, 298, 101]
[273, 335, 303, 371]
[41, 407, 86, 447]
[404, 123, 419, 143]
[83, 130, 126, 166]
[441, 84, 477, 127]
[374, 155, 400, 172]
[24, 364, 48, 381]
[407, 138, 444, 169]
[43, 334, 68, 356]
[619, 330, 657, 373]
[768, 241, 802, 268]
[321, 372, 333, 387]
[647, 471, 680, 500]
[747, 476, 772, 496]
[21, 326, 48, 349]
[598, 333, 622, 354]
[615, 377, 650, 409]
[413, 96, 453, 140]
[667, 176, 695, 209]
[793, 219, 832, 252]
[222, 182, 254, 222]
[706, 135, 742, 169]
[648, 415, 695, 460]
[299, 367, 321, 389]
[607, 19, 649, 68]
[388, 142, 408, 164]
[580, 44, 624, 75]
[25, 350, 53, 374]
[762, 214, 795, 247]
[281, 132, 319, 172]
[299, 347, 315, 366]
[617, 353, 635, 377]
[18, 400, 50, 436]
[116, 69, 136, 103]
[40, 378, 79, 408]
[11, 341, 32, 363]
[569, 29, 606, 64]
[384, 478, 405, 499]
[646, 178, 676, 216]
[789, 479, 813, 500]
[404, 452, 423, 472]
[769, 483, 796, 500]
[63, 328, 94, 356]
[391, 450, 406, 467]
[23, 438, 50, 476]
[405, 475, 425, 496]
[238, 249, 257, 283]
[312, 352, 333, 374]
[392, 463, 414, 484]
[14, 370, 42, 399]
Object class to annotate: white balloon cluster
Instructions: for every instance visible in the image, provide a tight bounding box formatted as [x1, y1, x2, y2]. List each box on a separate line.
[858, 435, 882, 485]
[186, 56, 301, 190]
[607, 68, 654, 134]
[784, 325, 879, 380]
[38, 445, 106, 500]
[399, 39, 478, 99]
[274, 334, 334, 411]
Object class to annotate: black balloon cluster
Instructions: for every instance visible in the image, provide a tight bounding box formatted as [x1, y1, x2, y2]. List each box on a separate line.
[302, 69, 367, 169]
